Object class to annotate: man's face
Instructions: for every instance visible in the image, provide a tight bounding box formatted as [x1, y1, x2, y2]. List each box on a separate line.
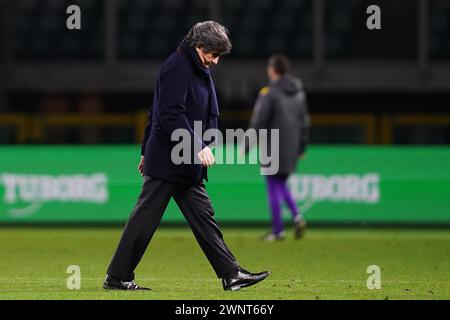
[267, 66, 278, 81]
[196, 47, 220, 68]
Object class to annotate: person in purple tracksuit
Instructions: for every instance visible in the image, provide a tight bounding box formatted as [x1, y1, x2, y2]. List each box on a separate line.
[245, 54, 310, 241]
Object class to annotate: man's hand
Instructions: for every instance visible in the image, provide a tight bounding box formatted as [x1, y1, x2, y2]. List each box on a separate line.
[138, 156, 145, 176]
[197, 146, 215, 167]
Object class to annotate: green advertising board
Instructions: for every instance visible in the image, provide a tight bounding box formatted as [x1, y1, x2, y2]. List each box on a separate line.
[0, 145, 449, 224]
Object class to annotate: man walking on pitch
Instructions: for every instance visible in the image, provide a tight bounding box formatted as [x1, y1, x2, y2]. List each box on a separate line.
[103, 21, 269, 291]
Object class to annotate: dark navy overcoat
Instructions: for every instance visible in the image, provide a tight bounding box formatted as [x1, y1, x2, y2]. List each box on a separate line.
[141, 41, 219, 185]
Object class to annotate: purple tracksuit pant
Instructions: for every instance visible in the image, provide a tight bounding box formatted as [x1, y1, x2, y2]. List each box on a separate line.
[266, 174, 302, 235]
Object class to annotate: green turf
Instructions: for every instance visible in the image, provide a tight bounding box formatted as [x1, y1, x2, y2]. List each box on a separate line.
[0, 227, 449, 300]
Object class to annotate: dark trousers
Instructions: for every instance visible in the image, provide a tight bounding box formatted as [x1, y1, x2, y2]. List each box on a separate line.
[107, 176, 239, 281]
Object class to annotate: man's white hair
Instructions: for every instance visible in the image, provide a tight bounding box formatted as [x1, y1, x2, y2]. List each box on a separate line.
[184, 21, 232, 55]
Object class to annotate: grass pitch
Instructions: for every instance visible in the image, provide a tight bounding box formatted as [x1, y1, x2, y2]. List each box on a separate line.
[0, 227, 449, 300]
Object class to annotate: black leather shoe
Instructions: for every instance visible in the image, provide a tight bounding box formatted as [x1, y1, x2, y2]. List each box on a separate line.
[222, 268, 269, 291]
[103, 274, 151, 291]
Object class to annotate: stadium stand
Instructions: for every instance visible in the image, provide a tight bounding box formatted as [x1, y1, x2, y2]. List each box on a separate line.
[325, 0, 360, 58]
[118, 0, 210, 59]
[430, 0, 450, 59]
[13, 0, 104, 60]
[2, 0, 449, 145]
[9, 0, 450, 60]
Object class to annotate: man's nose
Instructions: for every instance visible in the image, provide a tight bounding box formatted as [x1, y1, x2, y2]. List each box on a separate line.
[212, 57, 220, 64]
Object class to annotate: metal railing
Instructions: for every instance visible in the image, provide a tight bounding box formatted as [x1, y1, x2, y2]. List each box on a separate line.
[2, 112, 448, 145]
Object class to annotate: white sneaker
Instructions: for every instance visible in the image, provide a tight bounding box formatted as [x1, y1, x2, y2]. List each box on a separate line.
[262, 231, 286, 241]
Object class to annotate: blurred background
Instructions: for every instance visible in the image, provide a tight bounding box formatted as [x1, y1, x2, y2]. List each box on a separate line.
[0, 0, 449, 225]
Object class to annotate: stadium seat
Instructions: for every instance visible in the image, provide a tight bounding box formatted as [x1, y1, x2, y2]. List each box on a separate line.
[240, 12, 266, 32]
[13, 0, 103, 60]
[329, 11, 352, 33]
[42, 0, 66, 11]
[324, 0, 360, 59]
[160, 0, 184, 12]
[16, 0, 446, 61]
[431, 11, 448, 31]
[264, 33, 288, 55]
[128, 0, 155, 11]
[154, 12, 178, 32]
[119, 33, 141, 58]
[233, 34, 259, 58]
[37, 13, 59, 32]
[223, 0, 245, 13]
[430, 1, 450, 59]
[272, 11, 297, 32]
[15, 0, 39, 11]
[327, 33, 346, 58]
[75, 0, 101, 11]
[145, 34, 171, 57]
[249, 0, 273, 12]
[291, 34, 313, 58]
